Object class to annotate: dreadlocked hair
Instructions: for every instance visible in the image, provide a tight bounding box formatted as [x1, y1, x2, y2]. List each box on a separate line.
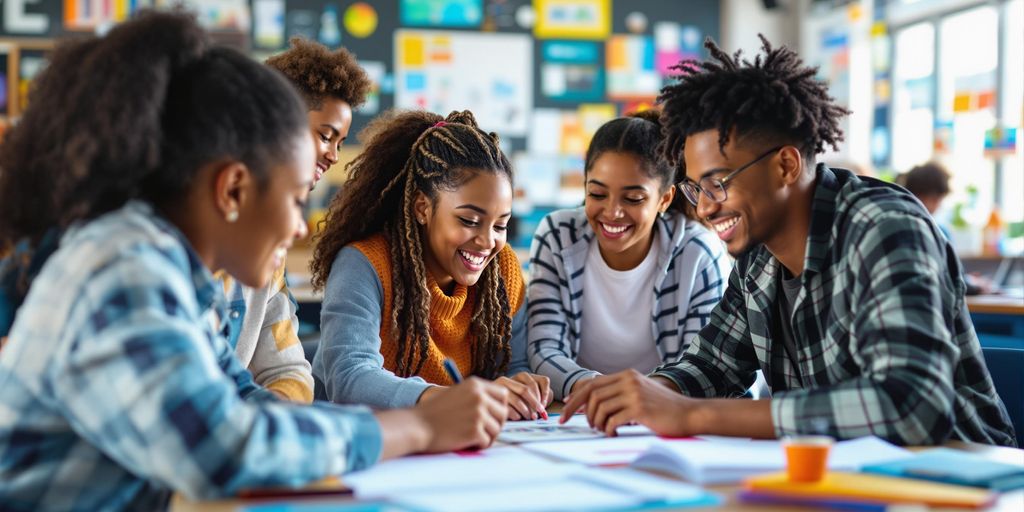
[658, 34, 849, 172]
[311, 109, 514, 379]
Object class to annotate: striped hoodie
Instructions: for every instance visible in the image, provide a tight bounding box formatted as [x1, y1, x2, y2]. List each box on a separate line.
[527, 207, 732, 400]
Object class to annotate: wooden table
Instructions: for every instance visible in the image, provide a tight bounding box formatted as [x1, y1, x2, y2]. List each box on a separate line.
[171, 440, 1024, 512]
[967, 294, 1024, 316]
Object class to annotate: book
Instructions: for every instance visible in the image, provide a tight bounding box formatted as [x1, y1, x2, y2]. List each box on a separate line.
[861, 447, 1024, 491]
[743, 471, 997, 509]
[628, 436, 911, 485]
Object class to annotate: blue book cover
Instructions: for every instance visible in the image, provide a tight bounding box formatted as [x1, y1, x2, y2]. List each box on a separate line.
[862, 448, 1024, 491]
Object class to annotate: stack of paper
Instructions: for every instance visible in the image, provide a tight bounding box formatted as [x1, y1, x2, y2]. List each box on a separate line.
[343, 445, 720, 512]
[387, 468, 719, 512]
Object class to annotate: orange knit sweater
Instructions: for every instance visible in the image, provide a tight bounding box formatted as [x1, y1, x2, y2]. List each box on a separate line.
[350, 234, 525, 385]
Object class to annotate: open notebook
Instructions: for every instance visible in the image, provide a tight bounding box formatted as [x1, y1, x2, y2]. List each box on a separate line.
[630, 436, 911, 485]
[525, 435, 910, 485]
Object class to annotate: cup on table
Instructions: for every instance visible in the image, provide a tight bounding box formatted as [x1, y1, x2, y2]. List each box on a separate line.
[782, 435, 834, 482]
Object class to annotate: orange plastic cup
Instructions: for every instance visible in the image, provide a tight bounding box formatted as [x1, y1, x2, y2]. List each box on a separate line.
[783, 435, 834, 482]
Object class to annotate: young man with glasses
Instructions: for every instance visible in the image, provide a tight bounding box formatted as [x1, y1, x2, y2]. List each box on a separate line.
[561, 36, 1016, 447]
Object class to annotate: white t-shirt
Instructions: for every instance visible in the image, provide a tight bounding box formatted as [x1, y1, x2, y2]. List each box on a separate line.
[576, 237, 663, 375]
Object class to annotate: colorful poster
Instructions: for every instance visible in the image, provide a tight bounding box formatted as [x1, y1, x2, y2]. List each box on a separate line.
[252, 0, 285, 50]
[606, 35, 659, 100]
[64, 0, 143, 30]
[360, 61, 386, 115]
[818, 29, 850, 108]
[395, 30, 531, 135]
[654, 22, 702, 77]
[540, 41, 603, 102]
[344, 2, 378, 38]
[482, 0, 531, 31]
[534, 0, 609, 40]
[401, 0, 484, 28]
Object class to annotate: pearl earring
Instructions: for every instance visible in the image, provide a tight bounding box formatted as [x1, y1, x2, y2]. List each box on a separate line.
[226, 210, 239, 223]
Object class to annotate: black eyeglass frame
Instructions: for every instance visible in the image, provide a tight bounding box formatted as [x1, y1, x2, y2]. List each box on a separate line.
[678, 145, 785, 207]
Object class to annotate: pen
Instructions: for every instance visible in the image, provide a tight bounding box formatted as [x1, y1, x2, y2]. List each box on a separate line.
[443, 358, 463, 384]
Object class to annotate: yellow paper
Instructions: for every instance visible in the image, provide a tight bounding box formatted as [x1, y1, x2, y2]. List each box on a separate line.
[401, 35, 425, 67]
[534, 0, 610, 40]
[953, 93, 972, 113]
[607, 37, 627, 70]
[745, 471, 995, 509]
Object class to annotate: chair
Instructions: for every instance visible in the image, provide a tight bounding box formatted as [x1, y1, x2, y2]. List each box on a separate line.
[981, 346, 1024, 447]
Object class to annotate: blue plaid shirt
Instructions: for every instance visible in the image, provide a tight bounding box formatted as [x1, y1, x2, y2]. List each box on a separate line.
[0, 202, 382, 511]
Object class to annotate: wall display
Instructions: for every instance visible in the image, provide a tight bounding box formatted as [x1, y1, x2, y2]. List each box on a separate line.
[316, 4, 342, 46]
[401, 0, 483, 28]
[606, 34, 658, 100]
[344, 2, 378, 38]
[286, 8, 317, 41]
[540, 40, 603, 102]
[482, 0, 530, 31]
[360, 60, 386, 115]
[818, 29, 850, 108]
[63, 0, 143, 31]
[654, 22, 701, 77]
[534, 0, 609, 40]
[396, 30, 531, 135]
[159, 0, 249, 31]
[252, 0, 285, 49]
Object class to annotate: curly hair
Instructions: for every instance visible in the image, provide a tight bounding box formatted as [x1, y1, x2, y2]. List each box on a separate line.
[311, 109, 514, 378]
[658, 35, 849, 171]
[585, 109, 692, 217]
[0, 10, 307, 253]
[265, 37, 371, 110]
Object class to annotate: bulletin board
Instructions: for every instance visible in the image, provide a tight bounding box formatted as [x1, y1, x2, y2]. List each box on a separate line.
[395, 29, 532, 136]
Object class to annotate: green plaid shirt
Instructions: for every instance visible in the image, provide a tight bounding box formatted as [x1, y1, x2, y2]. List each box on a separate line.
[653, 165, 1016, 447]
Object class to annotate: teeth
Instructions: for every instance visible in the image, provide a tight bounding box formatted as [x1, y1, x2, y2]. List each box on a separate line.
[459, 250, 486, 265]
[713, 217, 739, 233]
[602, 223, 629, 234]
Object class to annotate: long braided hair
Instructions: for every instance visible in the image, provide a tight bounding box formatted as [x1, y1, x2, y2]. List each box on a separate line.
[658, 34, 849, 171]
[311, 109, 514, 378]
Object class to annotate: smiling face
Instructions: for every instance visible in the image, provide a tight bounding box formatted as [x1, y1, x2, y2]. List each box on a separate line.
[584, 151, 674, 270]
[415, 170, 513, 291]
[308, 96, 352, 187]
[683, 130, 792, 258]
[228, 132, 315, 288]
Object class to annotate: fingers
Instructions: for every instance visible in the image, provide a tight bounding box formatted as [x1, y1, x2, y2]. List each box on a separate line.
[512, 373, 547, 419]
[591, 394, 629, 433]
[501, 377, 543, 420]
[533, 374, 553, 408]
[560, 381, 593, 424]
[604, 410, 634, 437]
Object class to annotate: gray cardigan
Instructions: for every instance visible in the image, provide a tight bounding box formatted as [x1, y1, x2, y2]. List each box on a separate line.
[528, 208, 731, 400]
[312, 246, 529, 408]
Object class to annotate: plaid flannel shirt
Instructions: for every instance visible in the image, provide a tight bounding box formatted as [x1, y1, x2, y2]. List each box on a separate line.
[652, 165, 1016, 447]
[0, 201, 381, 511]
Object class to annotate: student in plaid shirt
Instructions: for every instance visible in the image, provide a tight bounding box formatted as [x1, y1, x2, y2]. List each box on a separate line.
[0, 12, 507, 511]
[562, 36, 1016, 447]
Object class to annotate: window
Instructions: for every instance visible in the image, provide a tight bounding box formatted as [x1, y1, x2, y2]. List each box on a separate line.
[891, 22, 935, 172]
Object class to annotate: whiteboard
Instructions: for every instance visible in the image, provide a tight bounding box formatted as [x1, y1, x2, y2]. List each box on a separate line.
[395, 30, 532, 136]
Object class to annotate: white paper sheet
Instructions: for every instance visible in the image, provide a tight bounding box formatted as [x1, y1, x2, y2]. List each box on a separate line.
[344, 445, 578, 498]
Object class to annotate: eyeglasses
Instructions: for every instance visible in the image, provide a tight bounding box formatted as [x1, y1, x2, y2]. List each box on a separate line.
[678, 146, 783, 207]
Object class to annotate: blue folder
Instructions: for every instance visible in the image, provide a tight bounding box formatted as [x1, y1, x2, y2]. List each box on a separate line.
[862, 448, 1024, 491]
